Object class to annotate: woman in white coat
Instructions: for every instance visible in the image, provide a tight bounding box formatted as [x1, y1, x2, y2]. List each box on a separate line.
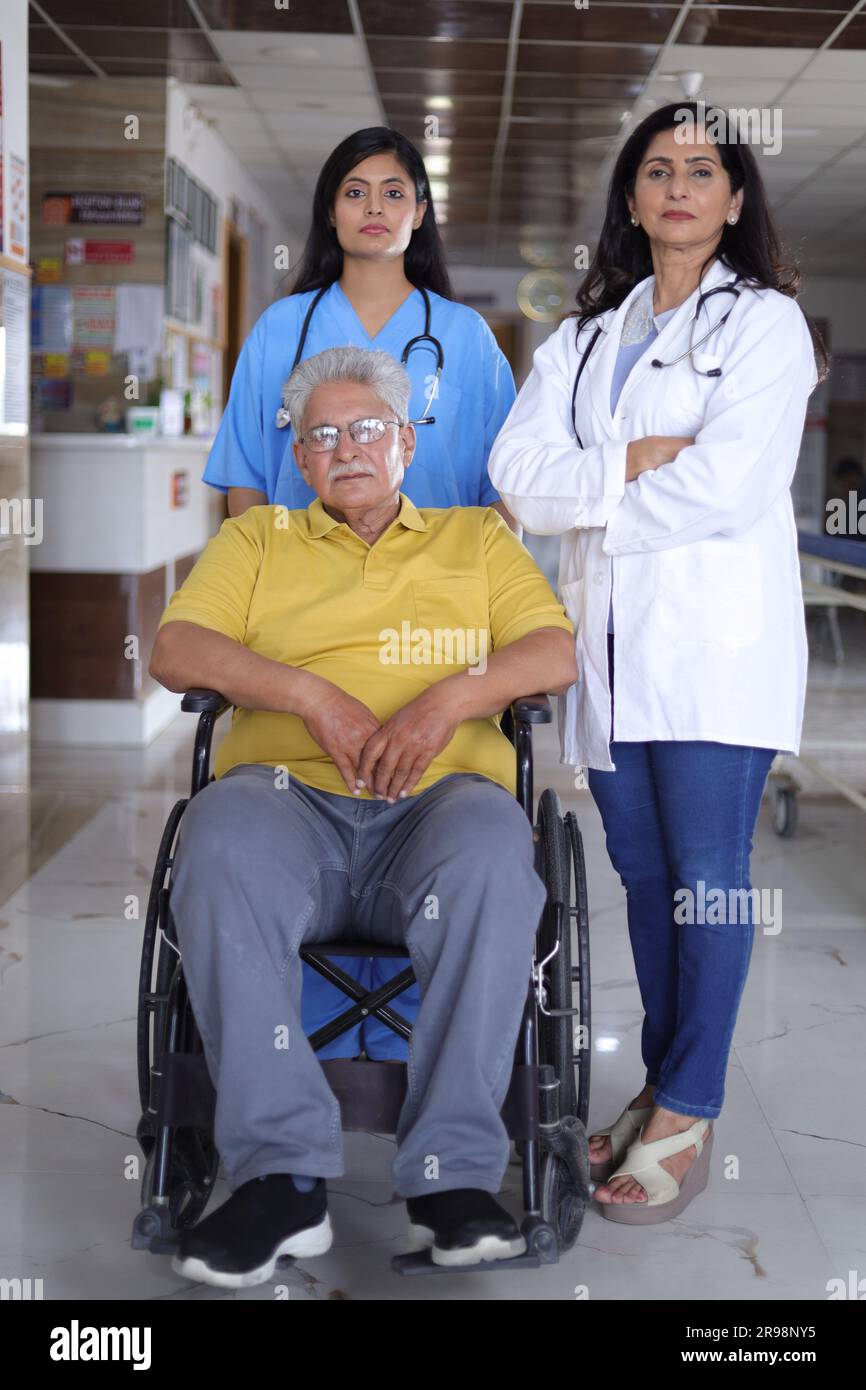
[489, 102, 827, 1225]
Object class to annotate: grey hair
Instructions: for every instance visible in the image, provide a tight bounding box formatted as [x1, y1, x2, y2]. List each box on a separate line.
[282, 346, 412, 437]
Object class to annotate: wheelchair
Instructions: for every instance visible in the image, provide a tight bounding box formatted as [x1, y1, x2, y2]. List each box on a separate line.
[131, 688, 592, 1275]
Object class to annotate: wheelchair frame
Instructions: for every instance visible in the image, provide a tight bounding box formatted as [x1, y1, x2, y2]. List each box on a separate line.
[132, 689, 592, 1275]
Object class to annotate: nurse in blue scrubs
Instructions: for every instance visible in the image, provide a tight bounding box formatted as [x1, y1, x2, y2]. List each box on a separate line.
[203, 125, 518, 1061]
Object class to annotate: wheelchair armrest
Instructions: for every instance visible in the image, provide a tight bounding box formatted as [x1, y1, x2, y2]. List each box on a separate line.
[511, 693, 552, 725]
[181, 688, 231, 717]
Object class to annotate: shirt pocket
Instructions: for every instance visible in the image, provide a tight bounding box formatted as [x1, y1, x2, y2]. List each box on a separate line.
[411, 575, 490, 668]
[655, 540, 764, 648]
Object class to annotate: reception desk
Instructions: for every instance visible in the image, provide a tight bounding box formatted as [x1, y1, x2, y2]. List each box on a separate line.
[29, 434, 224, 745]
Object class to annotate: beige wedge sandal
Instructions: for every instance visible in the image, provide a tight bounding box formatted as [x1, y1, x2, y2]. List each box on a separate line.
[589, 1104, 653, 1183]
[596, 1119, 713, 1225]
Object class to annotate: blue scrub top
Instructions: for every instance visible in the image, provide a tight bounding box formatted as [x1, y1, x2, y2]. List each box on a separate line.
[203, 281, 516, 508]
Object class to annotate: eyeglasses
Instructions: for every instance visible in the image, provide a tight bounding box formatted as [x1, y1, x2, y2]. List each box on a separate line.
[298, 417, 404, 453]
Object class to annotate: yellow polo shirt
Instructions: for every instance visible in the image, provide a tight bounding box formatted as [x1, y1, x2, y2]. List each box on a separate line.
[158, 494, 573, 798]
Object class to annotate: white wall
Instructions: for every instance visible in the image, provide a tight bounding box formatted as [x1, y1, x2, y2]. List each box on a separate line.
[165, 79, 292, 331]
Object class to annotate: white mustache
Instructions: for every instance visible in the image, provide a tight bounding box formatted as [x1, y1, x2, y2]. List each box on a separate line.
[328, 461, 377, 481]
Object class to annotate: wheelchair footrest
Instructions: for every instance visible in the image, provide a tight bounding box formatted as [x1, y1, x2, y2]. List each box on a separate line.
[131, 1204, 181, 1255]
[391, 1214, 559, 1275]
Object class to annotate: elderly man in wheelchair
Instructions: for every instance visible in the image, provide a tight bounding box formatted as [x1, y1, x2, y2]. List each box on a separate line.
[148, 345, 577, 1288]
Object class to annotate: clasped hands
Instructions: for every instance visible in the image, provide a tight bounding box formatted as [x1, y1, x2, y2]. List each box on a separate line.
[297, 676, 464, 803]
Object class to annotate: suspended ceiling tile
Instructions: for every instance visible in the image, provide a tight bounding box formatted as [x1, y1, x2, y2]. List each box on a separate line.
[29, 53, 96, 77]
[698, 1, 846, 9]
[789, 79, 866, 108]
[96, 58, 236, 84]
[521, 3, 678, 45]
[383, 96, 504, 122]
[380, 115, 503, 142]
[266, 109, 382, 138]
[196, 0, 353, 33]
[661, 43, 814, 79]
[247, 89, 384, 115]
[374, 69, 505, 99]
[40, 27, 219, 61]
[514, 73, 643, 102]
[359, 0, 513, 41]
[806, 49, 866, 79]
[208, 31, 364, 68]
[227, 63, 377, 95]
[28, 25, 76, 57]
[518, 42, 660, 76]
[372, 38, 511, 71]
[34, 0, 195, 26]
[681, 9, 841, 47]
[181, 84, 251, 110]
[829, 16, 866, 50]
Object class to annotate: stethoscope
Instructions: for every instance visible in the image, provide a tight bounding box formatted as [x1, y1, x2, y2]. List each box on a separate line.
[571, 278, 743, 447]
[275, 283, 444, 430]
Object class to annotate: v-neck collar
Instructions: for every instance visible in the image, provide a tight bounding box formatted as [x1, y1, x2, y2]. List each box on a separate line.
[331, 280, 423, 347]
[583, 257, 735, 428]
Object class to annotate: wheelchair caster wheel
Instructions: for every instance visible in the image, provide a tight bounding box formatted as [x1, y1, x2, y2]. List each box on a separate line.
[772, 785, 798, 839]
[520, 1215, 559, 1264]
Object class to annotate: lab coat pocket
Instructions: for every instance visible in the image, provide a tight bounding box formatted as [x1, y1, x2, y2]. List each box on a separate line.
[654, 362, 714, 438]
[411, 576, 490, 668]
[655, 541, 764, 648]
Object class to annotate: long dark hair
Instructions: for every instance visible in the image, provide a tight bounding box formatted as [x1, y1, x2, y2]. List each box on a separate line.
[574, 102, 828, 381]
[288, 127, 453, 300]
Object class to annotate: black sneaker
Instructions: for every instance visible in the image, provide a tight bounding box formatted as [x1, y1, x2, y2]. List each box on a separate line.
[405, 1189, 526, 1267]
[171, 1175, 331, 1289]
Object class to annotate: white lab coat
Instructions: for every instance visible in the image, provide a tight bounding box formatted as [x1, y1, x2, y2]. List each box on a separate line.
[488, 256, 819, 772]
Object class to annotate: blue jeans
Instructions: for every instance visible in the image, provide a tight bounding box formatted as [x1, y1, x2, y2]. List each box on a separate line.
[587, 644, 775, 1116]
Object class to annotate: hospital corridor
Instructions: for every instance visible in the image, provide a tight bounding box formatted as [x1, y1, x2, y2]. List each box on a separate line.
[1, 0, 865, 1351]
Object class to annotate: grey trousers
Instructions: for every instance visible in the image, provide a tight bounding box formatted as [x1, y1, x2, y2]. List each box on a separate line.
[169, 765, 547, 1197]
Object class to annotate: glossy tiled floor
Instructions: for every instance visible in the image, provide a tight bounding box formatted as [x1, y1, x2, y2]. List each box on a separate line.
[1, 673, 865, 1301]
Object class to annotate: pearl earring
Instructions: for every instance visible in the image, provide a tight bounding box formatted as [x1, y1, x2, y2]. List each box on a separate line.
[631, 217, 638, 226]
[728, 215, 738, 224]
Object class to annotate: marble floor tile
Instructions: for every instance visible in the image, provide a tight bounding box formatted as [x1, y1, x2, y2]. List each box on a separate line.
[0, 706, 863, 1301]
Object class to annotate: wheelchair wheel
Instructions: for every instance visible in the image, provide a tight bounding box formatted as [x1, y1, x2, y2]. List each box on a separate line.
[536, 789, 578, 1123]
[565, 810, 591, 1130]
[137, 804, 219, 1233]
[137, 950, 219, 1231]
[137, 798, 187, 1112]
